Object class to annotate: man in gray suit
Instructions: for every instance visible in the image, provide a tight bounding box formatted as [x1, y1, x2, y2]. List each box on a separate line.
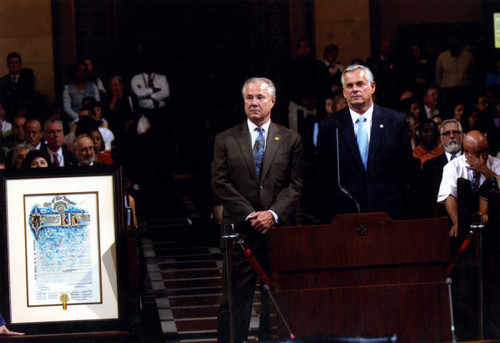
[213, 77, 303, 342]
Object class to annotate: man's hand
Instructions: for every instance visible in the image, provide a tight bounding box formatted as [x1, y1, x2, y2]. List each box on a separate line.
[248, 211, 275, 234]
[466, 154, 495, 178]
[0, 325, 24, 336]
[449, 223, 458, 237]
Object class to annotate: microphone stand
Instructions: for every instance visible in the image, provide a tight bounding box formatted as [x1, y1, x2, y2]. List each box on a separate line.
[446, 277, 457, 343]
[225, 231, 295, 340]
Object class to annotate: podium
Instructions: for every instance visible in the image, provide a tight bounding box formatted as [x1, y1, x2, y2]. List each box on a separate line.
[267, 213, 451, 342]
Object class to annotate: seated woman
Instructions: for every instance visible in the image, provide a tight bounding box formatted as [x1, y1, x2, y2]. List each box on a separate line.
[22, 150, 50, 169]
[90, 128, 113, 165]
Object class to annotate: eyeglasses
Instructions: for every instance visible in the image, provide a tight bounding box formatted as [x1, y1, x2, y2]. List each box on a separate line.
[441, 130, 462, 137]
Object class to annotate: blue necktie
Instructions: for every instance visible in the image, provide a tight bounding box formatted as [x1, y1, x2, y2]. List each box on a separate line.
[254, 127, 265, 178]
[357, 116, 369, 169]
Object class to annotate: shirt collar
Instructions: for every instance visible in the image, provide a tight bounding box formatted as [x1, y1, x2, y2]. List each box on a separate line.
[445, 151, 462, 161]
[247, 119, 271, 134]
[349, 104, 374, 126]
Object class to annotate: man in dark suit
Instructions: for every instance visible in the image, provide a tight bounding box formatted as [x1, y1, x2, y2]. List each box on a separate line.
[317, 64, 412, 221]
[0, 52, 35, 118]
[213, 77, 303, 343]
[421, 119, 463, 217]
[42, 119, 77, 167]
[25, 118, 46, 150]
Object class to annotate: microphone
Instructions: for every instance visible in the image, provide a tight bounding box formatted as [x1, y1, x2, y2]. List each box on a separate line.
[446, 277, 457, 343]
[335, 122, 360, 213]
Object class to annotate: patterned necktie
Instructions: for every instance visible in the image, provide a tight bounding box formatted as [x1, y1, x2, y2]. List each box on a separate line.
[357, 116, 369, 169]
[53, 153, 60, 167]
[253, 127, 265, 179]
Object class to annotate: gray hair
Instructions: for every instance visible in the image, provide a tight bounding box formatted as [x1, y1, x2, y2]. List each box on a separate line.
[241, 77, 276, 98]
[72, 133, 93, 151]
[341, 64, 375, 87]
[44, 118, 64, 132]
[12, 143, 34, 166]
[440, 119, 463, 135]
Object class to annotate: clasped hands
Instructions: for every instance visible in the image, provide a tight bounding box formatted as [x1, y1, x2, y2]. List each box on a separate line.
[248, 211, 275, 234]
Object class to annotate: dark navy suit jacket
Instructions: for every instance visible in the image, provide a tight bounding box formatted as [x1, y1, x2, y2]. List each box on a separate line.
[317, 104, 413, 220]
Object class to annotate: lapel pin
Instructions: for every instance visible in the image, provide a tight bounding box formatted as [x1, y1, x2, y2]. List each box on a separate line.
[275, 137, 279, 141]
[379, 124, 384, 128]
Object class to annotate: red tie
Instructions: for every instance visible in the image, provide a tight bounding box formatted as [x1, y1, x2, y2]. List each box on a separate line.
[53, 153, 60, 167]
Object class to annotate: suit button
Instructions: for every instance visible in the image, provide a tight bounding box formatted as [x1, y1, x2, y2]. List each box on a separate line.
[259, 186, 264, 190]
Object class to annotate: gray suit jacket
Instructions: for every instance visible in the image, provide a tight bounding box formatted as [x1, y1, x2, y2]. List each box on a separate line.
[213, 121, 303, 226]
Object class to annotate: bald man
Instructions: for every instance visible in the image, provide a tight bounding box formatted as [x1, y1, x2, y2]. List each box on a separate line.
[437, 130, 500, 236]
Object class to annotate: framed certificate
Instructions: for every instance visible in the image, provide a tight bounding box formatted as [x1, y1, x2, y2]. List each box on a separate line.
[0, 168, 127, 329]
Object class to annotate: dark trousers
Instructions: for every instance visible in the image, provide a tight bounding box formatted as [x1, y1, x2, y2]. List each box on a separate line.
[217, 232, 270, 343]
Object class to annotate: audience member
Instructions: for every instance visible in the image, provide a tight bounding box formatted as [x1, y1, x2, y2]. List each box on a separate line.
[0, 52, 36, 118]
[285, 38, 330, 140]
[367, 40, 396, 105]
[0, 102, 12, 140]
[24, 118, 45, 150]
[413, 120, 444, 168]
[12, 143, 33, 169]
[105, 75, 140, 146]
[130, 63, 170, 130]
[62, 62, 100, 123]
[478, 175, 500, 223]
[22, 149, 50, 169]
[452, 102, 465, 121]
[432, 114, 443, 130]
[90, 128, 113, 165]
[42, 119, 77, 167]
[421, 119, 464, 217]
[436, 39, 474, 114]
[404, 43, 432, 90]
[437, 130, 500, 236]
[460, 104, 480, 133]
[420, 85, 441, 119]
[323, 44, 345, 93]
[2, 114, 27, 165]
[83, 57, 106, 96]
[72, 134, 97, 166]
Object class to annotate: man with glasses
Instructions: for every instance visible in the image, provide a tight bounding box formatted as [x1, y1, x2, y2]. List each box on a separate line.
[421, 119, 464, 217]
[437, 130, 500, 236]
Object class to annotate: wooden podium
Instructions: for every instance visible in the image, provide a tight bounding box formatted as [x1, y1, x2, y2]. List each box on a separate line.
[267, 213, 452, 342]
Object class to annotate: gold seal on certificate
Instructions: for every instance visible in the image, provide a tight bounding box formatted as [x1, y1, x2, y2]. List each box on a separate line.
[60, 293, 69, 310]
